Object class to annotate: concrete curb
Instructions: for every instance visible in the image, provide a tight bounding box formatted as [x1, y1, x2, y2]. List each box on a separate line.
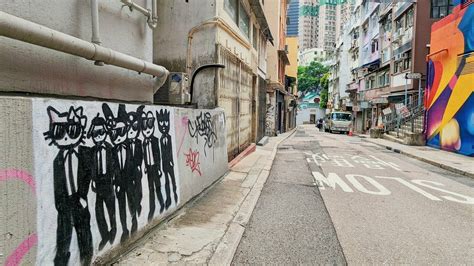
[228, 143, 257, 169]
[363, 138, 474, 179]
[208, 129, 296, 265]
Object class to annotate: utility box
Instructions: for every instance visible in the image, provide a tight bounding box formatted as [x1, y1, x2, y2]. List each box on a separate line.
[154, 72, 190, 105]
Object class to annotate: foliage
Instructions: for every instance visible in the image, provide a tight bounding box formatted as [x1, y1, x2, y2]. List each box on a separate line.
[319, 73, 330, 108]
[297, 61, 330, 108]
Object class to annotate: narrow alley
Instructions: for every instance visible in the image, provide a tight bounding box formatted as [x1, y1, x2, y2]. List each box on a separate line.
[234, 125, 474, 265]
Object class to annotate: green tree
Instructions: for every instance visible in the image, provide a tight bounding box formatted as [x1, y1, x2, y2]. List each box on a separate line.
[297, 61, 329, 93]
[318, 73, 330, 108]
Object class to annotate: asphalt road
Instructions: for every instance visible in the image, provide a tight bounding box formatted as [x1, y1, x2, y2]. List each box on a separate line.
[232, 125, 474, 265]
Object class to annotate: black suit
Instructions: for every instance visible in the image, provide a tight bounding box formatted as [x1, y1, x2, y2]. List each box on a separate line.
[91, 142, 116, 245]
[112, 143, 130, 241]
[127, 138, 143, 219]
[160, 134, 178, 208]
[143, 136, 164, 221]
[53, 146, 93, 266]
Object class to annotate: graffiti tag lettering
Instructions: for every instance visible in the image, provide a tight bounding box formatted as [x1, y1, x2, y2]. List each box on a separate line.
[188, 112, 217, 156]
[184, 148, 202, 176]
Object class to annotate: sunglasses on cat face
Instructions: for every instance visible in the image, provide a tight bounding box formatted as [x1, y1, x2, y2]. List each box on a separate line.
[110, 126, 127, 141]
[92, 128, 106, 138]
[142, 117, 155, 130]
[131, 121, 139, 131]
[52, 122, 82, 139]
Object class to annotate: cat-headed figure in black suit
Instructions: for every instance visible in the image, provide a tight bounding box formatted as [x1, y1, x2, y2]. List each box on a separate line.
[44, 106, 93, 266]
[87, 114, 116, 250]
[126, 106, 145, 220]
[102, 103, 137, 243]
[141, 110, 164, 221]
[156, 109, 178, 209]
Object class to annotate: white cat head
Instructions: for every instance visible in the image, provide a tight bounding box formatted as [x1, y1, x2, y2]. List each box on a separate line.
[44, 106, 87, 148]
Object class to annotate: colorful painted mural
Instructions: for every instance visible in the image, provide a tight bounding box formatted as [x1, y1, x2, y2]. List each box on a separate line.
[426, 1, 474, 156]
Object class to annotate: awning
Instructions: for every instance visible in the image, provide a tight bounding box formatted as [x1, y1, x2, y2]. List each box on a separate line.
[385, 90, 416, 103]
[361, 59, 380, 70]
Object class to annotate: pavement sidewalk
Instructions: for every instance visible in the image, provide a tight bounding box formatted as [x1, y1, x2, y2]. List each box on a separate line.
[360, 136, 474, 178]
[114, 130, 295, 265]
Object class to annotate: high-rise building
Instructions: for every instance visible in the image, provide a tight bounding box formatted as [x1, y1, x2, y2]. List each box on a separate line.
[298, 0, 353, 52]
[287, 0, 299, 36]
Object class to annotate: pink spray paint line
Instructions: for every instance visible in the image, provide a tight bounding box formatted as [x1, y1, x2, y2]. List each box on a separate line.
[5, 233, 38, 266]
[0, 169, 36, 194]
[177, 116, 189, 154]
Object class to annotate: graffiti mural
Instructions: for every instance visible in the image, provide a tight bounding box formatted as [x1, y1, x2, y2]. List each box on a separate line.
[426, 2, 474, 156]
[184, 148, 202, 176]
[33, 100, 180, 264]
[265, 93, 276, 136]
[187, 112, 217, 157]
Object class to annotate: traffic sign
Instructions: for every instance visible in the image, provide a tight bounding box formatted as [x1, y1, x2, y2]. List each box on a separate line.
[405, 73, 422, 79]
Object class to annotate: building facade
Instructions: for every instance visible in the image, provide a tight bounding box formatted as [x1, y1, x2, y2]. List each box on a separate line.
[265, 0, 295, 136]
[153, 0, 272, 159]
[329, 0, 452, 135]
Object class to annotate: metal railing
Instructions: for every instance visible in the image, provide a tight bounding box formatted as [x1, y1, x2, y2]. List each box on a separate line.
[383, 92, 425, 137]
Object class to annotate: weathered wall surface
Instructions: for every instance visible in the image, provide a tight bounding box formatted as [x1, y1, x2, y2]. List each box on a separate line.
[1, 0, 155, 102]
[0, 99, 37, 265]
[0, 96, 227, 265]
[153, 0, 217, 109]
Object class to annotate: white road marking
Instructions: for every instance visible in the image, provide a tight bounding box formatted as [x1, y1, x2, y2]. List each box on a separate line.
[312, 172, 354, 192]
[346, 174, 391, 195]
[375, 176, 442, 201]
[412, 180, 474, 204]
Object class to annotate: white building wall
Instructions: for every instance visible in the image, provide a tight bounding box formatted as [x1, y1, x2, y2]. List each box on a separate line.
[1, 0, 156, 102]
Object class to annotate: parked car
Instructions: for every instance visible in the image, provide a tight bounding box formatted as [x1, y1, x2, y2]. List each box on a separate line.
[324, 111, 352, 134]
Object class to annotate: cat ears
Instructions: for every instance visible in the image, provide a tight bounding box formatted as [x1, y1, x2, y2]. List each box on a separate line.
[47, 106, 86, 127]
[47, 106, 61, 123]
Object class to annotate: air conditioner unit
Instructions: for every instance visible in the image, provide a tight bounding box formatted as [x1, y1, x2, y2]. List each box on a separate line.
[154, 72, 190, 105]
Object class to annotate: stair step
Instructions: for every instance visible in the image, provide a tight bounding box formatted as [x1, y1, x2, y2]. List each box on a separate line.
[383, 132, 405, 144]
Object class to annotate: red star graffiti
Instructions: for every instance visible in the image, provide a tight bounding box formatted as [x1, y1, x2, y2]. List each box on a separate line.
[184, 148, 202, 176]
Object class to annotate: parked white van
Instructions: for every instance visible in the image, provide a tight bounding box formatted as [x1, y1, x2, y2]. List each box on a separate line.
[324, 111, 352, 134]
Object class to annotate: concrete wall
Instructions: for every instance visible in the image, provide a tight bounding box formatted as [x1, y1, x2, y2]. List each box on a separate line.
[285, 36, 299, 78]
[1, 0, 156, 103]
[0, 96, 227, 265]
[153, 0, 217, 109]
[264, 0, 282, 83]
[296, 107, 325, 125]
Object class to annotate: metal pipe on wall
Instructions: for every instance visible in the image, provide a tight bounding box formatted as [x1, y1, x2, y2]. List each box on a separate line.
[0, 11, 169, 86]
[91, 0, 105, 66]
[120, 0, 158, 29]
[91, 0, 101, 45]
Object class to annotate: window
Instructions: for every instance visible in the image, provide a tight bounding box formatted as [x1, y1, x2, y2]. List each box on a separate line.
[225, 0, 238, 23]
[252, 25, 258, 49]
[406, 9, 414, 27]
[225, 0, 250, 38]
[431, 0, 455, 18]
[239, 2, 250, 37]
[371, 40, 378, 53]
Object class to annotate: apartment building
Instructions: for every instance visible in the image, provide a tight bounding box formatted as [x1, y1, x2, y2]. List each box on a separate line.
[299, 0, 353, 53]
[265, 0, 294, 136]
[153, 0, 272, 159]
[330, 0, 452, 134]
